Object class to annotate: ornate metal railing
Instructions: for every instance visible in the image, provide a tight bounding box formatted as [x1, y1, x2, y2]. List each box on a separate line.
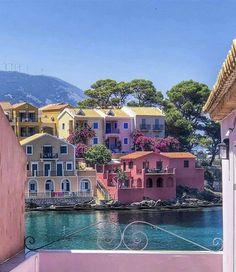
[25, 220, 223, 253]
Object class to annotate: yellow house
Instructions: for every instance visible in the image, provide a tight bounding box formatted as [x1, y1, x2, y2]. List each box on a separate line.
[11, 102, 40, 141]
[58, 108, 104, 145]
[39, 103, 73, 136]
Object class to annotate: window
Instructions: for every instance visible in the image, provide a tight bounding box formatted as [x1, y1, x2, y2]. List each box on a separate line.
[66, 162, 73, 171]
[157, 178, 163, 187]
[93, 137, 98, 145]
[123, 137, 128, 145]
[124, 122, 129, 129]
[62, 123, 65, 130]
[128, 161, 133, 169]
[146, 178, 153, 188]
[61, 179, 70, 192]
[184, 160, 189, 168]
[26, 145, 33, 155]
[93, 122, 99, 129]
[60, 145, 68, 154]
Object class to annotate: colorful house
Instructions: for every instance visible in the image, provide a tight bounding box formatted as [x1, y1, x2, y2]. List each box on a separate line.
[123, 106, 165, 138]
[203, 39, 236, 272]
[97, 151, 204, 203]
[58, 108, 104, 145]
[39, 103, 72, 136]
[0, 106, 26, 263]
[20, 133, 96, 199]
[96, 108, 133, 153]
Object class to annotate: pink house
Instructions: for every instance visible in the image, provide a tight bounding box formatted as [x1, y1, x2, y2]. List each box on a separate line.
[0, 106, 26, 263]
[97, 151, 204, 204]
[96, 108, 133, 153]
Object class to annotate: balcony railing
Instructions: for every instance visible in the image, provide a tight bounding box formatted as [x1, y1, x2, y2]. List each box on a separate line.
[152, 124, 164, 131]
[18, 117, 37, 122]
[144, 168, 175, 174]
[27, 170, 75, 177]
[105, 128, 120, 134]
[40, 153, 58, 159]
[25, 191, 93, 199]
[139, 124, 151, 131]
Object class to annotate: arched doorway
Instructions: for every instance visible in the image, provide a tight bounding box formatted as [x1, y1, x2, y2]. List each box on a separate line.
[80, 179, 91, 192]
[157, 178, 163, 188]
[61, 179, 70, 192]
[146, 178, 153, 188]
[137, 178, 142, 188]
[45, 180, 54, 192]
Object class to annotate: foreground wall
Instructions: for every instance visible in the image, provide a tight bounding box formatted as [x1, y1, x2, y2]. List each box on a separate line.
[38, 251, 222, 272]
[0, 107, 26, 263]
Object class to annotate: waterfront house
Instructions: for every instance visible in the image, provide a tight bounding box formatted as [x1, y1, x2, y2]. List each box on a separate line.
[123, 106, 165, 138]
[0, 102, 40, 141]
[58, 108, 104, 145]
[0, 106, 26, 263]
[39, 103, 72, 136]
[97, 151, 204, 203]
[203, 39, 236, 272]
[20, 133, 95, 199]
[96, 108, 133, 153]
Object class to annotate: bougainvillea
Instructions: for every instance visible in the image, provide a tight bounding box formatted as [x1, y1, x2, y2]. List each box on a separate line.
[132, 134, 179, 153]
[67, 126, 96, 145]
[75, 143, 88, 158]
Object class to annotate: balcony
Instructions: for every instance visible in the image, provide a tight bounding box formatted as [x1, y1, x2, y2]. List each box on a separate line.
[40, 153, 58, 159]
[152, 124, 164, 131]
[105, 128, 120, 134]
[25, 191, 93, 199]
[139, 124, 151, 131]
[144, 168, 175, 175]
[18, 117, 38, 123]
[27, 170, 75, 177]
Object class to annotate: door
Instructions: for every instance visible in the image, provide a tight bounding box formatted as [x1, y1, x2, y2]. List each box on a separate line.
[45, 180, 54, 192]
[57, 163, 63, 176]
[106, 122, 111, 133]
[31, 163, 38, 176]
[44, 163, 51, 176]
[156, 161, 163, 171]
[43, 145, 52, 157]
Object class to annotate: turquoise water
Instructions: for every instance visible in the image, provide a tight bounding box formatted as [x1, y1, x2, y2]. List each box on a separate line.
[25, 207, 222, 251]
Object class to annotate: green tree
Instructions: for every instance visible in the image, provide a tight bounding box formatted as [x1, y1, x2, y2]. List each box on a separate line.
[127, 79, 163, 107]
[84, 144, 112, 166]
[78, 79, 131, 108]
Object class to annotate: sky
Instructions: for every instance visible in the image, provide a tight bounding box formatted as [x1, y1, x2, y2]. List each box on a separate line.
[0, 0, 236, 93]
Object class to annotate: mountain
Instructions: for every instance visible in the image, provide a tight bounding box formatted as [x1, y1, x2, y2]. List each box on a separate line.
[0, 71, 85, 107]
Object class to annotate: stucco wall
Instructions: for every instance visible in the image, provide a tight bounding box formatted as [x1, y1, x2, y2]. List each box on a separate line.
[38, 251, 222, 272]
[136, 116, 165, 138]
[0, 107, 26, 263]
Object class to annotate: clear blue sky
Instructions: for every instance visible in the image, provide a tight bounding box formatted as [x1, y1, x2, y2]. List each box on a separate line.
[0, 0, 236, 93]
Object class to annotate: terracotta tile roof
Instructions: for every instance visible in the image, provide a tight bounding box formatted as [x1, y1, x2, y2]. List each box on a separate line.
[40, 103, 72, 111]
[203, 39, 236, 120]
[160, 152, 196, 159]
[99, 108, 130, 117]
[127, 107, 164, 116]
[0, 102, 12, 110]
[120, 151, 153, 160]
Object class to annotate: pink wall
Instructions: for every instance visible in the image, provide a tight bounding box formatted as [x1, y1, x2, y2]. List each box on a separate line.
[0, 107, 26, 263]
[38, 251, 222, 272]
[10, 254, 39, 272]
[220, 110, 236, 272]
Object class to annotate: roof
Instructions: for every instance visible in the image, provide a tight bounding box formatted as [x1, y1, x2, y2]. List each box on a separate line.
[99, 108, 130, 117]
[12, 102, 27, 109]
[127, 107, 164, 116]
[20, 132, 75, 147]
[0, 102, 12, 110]
[68, 108, 103, 118]
[40, 103, 72, 111]
[203, 40, 236, 120]
[160, 152, 196, 159]
[120, 151, 153, 160]
[20, 133, 45, 145]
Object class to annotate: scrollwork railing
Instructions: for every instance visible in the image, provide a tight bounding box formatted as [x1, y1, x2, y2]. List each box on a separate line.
[25, 220, 223, 253]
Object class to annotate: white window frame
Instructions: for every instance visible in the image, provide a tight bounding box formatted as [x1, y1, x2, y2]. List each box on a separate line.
[66, 161, 73, 171]
[26, 145, 33, 155]
[31, 162, 38, 177]
[123, 122, 129, 129]
[62, 123, 65, 130]
[60, 145, 68, 155]
[93, 137, 99, 145]
[93, 122, 99, 129]
[123, 137, 129, 145]
[44, 162, 51, 177]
